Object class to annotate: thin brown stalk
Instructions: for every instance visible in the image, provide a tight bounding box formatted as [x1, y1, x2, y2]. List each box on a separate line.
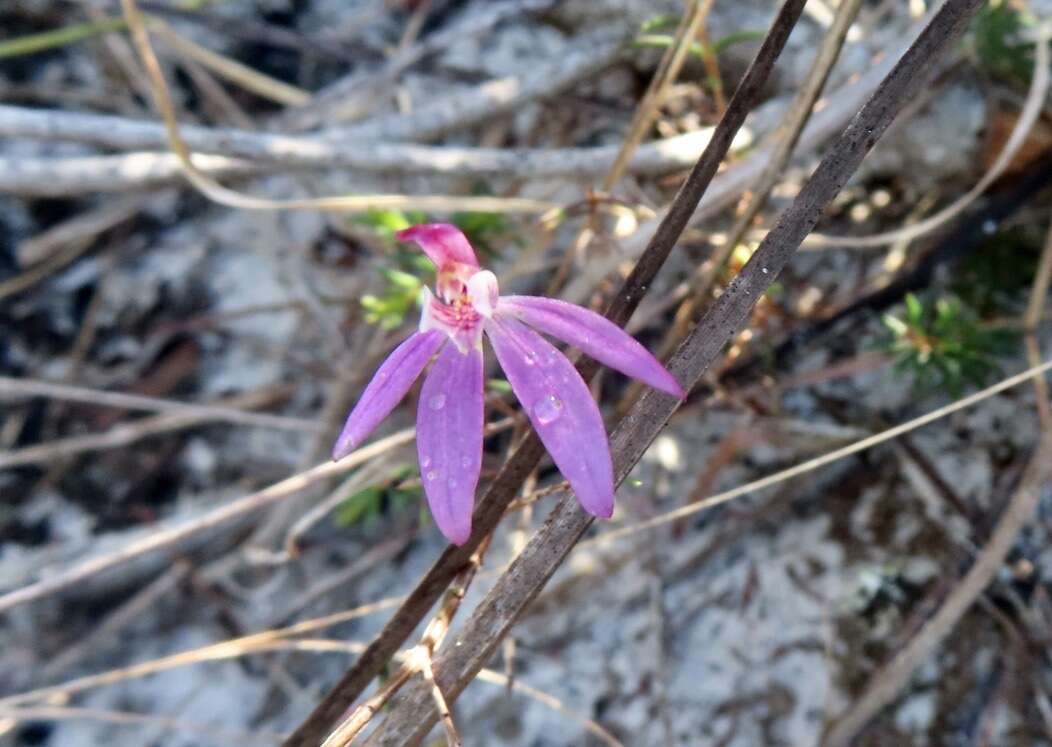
[665, 0, 862, 355]
[322, 540, 490, 747]
[546, 0, 713, 295]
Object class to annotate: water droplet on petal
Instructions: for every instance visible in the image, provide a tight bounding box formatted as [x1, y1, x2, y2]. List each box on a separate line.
[428, 393, 446, 411]
[533, 394, 563, 426]
[461, 456, 471, 468]
[422, 456, 432, 468]
[426, 470, 438, 481]
[447, 476, 458, 490]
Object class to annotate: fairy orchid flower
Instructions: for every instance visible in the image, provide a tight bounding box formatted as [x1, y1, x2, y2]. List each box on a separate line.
[333, 223, 684, 545]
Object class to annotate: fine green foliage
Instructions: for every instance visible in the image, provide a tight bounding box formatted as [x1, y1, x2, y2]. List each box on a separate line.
[881, 293, 1016, 397]
[334, 467, 422, 529]
[361, 265, 429, 330]
[635, 17, 766, 58]
[972, 0, 1034, 84]
[952, 226, 1041, 316]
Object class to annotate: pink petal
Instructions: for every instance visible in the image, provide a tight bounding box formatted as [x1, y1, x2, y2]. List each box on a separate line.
[332, 330, 445, 460]
[486, 314, 615, 518]
[396, 224, 479, 269]
[499, 296, 685, 398]
[417, 343, 485, 545]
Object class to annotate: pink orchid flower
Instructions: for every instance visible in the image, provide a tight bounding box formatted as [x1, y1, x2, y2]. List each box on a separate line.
[332, 223, 684, 545]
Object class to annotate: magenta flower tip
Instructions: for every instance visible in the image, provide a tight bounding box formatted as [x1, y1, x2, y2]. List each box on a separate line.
[334, 223, 681, 545]
[396, 223, 479, 270]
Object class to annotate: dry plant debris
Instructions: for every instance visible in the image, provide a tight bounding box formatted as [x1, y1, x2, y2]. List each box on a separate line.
[1, 1, 1052, 746]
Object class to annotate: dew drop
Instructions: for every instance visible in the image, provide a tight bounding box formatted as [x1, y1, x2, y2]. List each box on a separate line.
[762, 267, 769, 274]
[428, 393, 447, 410]
[533, 394, 563, 425]
[461, 456, 472, 468]
[447, 477, 459, 490]
[426, 470, 438, 481]
[422, 456, 432, 468]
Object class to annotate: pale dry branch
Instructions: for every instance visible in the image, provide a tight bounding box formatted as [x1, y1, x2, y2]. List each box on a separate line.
[0, 386, 308, 470]
[91, 0, 563, 215]
[0, 104, 726, 181]
[0, 420, 507, 614]
[323, 25, 631, 144]
[0, 376, 320, 432]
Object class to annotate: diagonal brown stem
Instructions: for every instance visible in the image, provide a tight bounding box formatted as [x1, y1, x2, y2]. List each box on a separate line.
[359, 0, 988, 742]
[281, 0, 810, 743]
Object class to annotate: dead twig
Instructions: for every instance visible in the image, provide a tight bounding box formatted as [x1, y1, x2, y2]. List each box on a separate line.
[0, 386, 309, 470]
[321, 539, 492, 747]
[0, 376, 319, 433]
[0, 104, 728, 180]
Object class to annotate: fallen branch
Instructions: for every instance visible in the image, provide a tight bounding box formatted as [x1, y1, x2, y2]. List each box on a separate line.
[0, 376, 320, 433]
[0, 104, 727, 180]
[0, 419, 512, 614]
